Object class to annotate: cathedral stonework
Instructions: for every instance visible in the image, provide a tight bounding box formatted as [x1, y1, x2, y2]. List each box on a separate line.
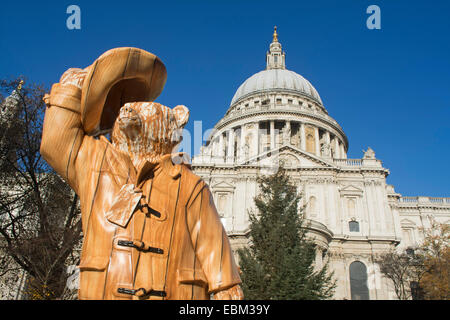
[192, 28, 450, 300]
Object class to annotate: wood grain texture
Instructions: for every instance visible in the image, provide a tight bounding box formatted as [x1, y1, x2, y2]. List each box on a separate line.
[80, 47, 167, 135]
[41, 48, 242, 300]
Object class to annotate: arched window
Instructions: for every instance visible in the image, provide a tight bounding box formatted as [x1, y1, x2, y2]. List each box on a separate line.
[308, 196, 317, 217]
[349, 261, 369, 300]
[217, 193, 228, 217]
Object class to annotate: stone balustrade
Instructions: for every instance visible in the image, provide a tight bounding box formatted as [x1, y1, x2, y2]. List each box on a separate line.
[429, 197, 450, 204]
[399, 196, 450, 206]
[332, 158, 386, 169]
[399, 196, 418, 203]
[333, 159, 362, 167]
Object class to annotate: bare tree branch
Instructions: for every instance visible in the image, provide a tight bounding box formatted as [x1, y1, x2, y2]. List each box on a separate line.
[0, 78, 82, 299]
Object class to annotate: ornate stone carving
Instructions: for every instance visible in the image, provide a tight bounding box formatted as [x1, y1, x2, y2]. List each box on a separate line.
[282, 123, 291, 145]
[321, 142, 331, 158]
[363, 147, 376, 159]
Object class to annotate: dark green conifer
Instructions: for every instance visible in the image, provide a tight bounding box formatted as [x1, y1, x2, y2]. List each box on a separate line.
[238, 168, 336, 299]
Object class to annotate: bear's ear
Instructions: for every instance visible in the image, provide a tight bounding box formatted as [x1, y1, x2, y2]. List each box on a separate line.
[173, 105, 190, 128]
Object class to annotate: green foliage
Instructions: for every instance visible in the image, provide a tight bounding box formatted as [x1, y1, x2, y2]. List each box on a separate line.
[237, 168, 336, 300]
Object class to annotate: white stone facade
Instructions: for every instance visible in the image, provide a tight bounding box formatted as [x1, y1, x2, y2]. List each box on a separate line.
[192, 30, 450, 300]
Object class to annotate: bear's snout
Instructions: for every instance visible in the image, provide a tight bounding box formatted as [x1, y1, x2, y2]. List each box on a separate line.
[116, 107, 142, 142]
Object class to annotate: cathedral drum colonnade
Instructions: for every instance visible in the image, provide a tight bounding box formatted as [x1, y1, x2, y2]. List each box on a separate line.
[192, 28, 450, 300]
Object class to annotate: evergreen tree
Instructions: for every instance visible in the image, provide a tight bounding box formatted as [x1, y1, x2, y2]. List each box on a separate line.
[238, 168, 336, 299]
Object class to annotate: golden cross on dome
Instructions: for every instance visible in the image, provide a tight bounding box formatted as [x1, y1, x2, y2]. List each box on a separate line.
[273, 26, 278, 42]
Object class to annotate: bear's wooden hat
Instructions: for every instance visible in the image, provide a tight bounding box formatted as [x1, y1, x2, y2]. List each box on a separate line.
[80, 47, 167, 135]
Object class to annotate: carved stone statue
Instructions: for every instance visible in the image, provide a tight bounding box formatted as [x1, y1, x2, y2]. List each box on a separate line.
[321, 142, 331, 158]
[282, 124, 291, 145]
[40, 47, 243, 300]
[244, 134, 251, 159]
[363, 147, 376, 159]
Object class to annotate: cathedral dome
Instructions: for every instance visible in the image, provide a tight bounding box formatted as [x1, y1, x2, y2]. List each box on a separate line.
[230, 68, 322, 106]
[230, 26, 322, 107]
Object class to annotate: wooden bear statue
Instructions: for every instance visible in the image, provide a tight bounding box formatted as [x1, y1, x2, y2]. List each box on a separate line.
[41, 47, 243, 300]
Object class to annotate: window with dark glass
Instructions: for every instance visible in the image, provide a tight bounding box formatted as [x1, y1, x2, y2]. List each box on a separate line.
[350, 261, 369, 300]
[349, 221, 360, 232]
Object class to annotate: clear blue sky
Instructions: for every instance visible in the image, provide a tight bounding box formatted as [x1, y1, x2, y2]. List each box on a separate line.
[1, 0, 449, 197]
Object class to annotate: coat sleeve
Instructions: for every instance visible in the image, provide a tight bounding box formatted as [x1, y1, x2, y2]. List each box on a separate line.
[40, 68, 94, 195]
[186, 182, 242, 293]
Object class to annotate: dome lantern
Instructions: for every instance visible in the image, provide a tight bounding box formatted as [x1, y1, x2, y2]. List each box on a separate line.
[229, 27, 324, 107]
[266, 26, 285, 70]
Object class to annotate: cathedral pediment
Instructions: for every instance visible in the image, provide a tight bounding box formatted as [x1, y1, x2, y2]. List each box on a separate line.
[211, 180, 236, 190]
[400, 218, 416, 227]
[339, 184, 364, 197]
[240, 145, 337, 169]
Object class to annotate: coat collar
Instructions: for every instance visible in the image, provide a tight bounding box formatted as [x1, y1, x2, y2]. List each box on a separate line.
[134, 153, 190, 186]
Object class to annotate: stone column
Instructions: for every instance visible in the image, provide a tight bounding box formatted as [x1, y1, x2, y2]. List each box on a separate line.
[337, 140, 342, 159]
[254, 122, 259, 157]
[322, 131, 332, 160]
[325, 131, 331, 145]
[270, 120, 275, 150]
[258, 122, 263, 153]
[227, 128, 235, 163]
[300, 122, 306, 150]
[235, 127, 241, 160]
[211, 138, 217, 158]
[240, 124, 246, 161]
[284, 120, 291, 145]
[219, 132, 224, 162]
[334, 138, 341, 158]
[340, 143, 346, 159]
[314, 127, 320, 156]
